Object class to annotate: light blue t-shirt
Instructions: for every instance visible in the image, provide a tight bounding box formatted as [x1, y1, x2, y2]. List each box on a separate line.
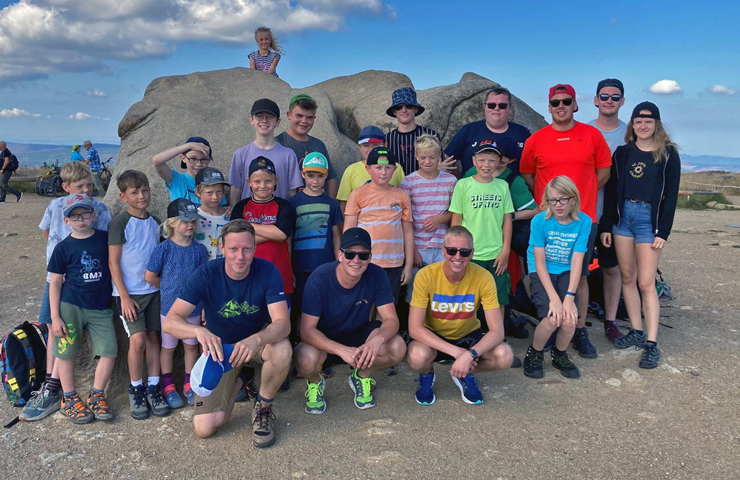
[70, 151, 85, 162]
[165, 168, 226, 206]
[527, 211, 593, 275]
[589, 119, 627, 220]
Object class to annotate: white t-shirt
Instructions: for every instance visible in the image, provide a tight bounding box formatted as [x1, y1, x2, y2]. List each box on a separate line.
[107, 211, 160, 296]
[195, 207, 230, 260]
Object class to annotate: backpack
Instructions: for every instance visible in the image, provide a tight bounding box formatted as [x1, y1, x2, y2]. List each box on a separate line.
[503, 173, 532, 258]
[8, 154, 20, 172]
[1, 322, 49, 406]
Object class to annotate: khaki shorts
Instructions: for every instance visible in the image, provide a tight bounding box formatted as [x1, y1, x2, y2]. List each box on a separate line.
[53, 302, 117, 360]
[193, 345, 265, 415]
[117, 292, 161, 337]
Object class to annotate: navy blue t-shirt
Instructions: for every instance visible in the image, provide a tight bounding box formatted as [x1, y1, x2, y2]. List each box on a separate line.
[302, 261, 394, 338]
[444, 120, 531, 176]
[47, 229, 112, 310]
[288, 192, 343, 273]
[179, 257, 286, 344]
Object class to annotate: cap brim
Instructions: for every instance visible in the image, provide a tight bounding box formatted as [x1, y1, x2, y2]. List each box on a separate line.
[200, 180, 230, 186]
[474, 147, 502, 156]
[177, 213, 204, 222]
[302, 167, 328, 174]
[251, 109, 278, 116]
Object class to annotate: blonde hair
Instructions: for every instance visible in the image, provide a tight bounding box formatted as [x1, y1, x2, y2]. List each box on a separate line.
[60, 161, 92, 185]
[196, 182, 226, 195]
[415, 134, 442, 156]
[160, 217, 181, 239]
[444, 225, 474, 249]
[254, 27, 281, 54]
[541, 176, 581, 221]
[625, 118, 679, 164]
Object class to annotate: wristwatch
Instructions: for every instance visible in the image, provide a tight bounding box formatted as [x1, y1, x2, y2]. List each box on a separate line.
[469, 348, 479, 361]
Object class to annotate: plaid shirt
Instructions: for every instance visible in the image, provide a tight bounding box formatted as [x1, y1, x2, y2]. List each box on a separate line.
[85, 146, 101, 172]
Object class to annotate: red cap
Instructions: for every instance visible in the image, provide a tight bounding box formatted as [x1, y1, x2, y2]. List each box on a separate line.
[549, 84, 576, 100]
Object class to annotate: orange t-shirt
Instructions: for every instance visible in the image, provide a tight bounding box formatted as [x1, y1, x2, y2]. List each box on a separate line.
[519, 122, 611, 221]
[345, 183, 412, 268]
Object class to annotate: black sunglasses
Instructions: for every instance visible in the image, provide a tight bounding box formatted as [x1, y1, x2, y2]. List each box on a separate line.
[599, 94, 622, 102]
[393, 104, 416, 111]
[485, 102, 509, 110]
[550, 98, 574, 107]
[444, 246, 473, 258]
[341, 249, 371, 261]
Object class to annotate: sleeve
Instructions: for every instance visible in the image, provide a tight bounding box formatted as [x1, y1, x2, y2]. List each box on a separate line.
[107, 215, 127, 245]
[336, 166, 353, 201]
[599, 149, 620, 233]
[263, 262, 288, 304]
[573, 217, 593, 253]
[400, 191, 412, 222]
[512, 177, 536, 210]
[409, 266, 431, 309]
[448, 181, 465, 214]
[371, 266, 395, 308]
[248, 52, 255, 60]
[502, 182, 515, 214]
[593, 131, 612, 169]
[519, 136, 536, 174]
[229, 151, 244, 189]
[39, 201, 54, 230]
[274, 199, 294, 237]
[231, 199, 248, 221]
[286, 151, 304, 191]
[85, 151, 93, 161]
[656, 147, 682, 240]
[146, 242, 165, 275]
[164, 168, 180, 190]
[399, 177, 412, 198]
[329, 199, 343, 226]
[529, 214, 546, 248]
[179, 264, 208, 306]
[444, 125, 466, 159]
[478, 269, 500, 311]
[47, 243, 67, 275]
[301, 270, 325, 317]
[344, 189, 361, 216]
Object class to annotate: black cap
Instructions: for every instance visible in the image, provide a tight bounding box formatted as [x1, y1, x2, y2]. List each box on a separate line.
[195, 167, 228, 186]
[167, 198, 202, 222]
[366, 146, 397, 166]
[597, 78, 624, 95]
[248, 156, 276, 177]
[473, 140, 504, 157]
[341, 227, 372, 250]
[181, 136, 212, 169]
[631, 101, 661, 121]
[251, 98, 280, 117]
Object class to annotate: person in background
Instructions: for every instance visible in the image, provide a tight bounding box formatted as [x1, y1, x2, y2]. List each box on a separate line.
[83, 140, 106, 197]
[0, 140, 22, 203]
[248, 26, 281, 77]
[385, 87, 440, 176]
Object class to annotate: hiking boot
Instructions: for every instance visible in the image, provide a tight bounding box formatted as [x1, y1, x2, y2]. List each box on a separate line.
[639, 343, 661, 369]
[87, 391, 114, 421]
[572, 327, 598, 358]
[304, 378, 326, 414]
[19, 383, 61, 422]
[16, 192, 23, 202]
[348, 369, 376, 409]
[523, 346, 545, 378]
[252, 400, 276, 448]
[129, 384, 150, 420]
[604, 321, 625, 342]
[146, 384, 171, 417]
[613, 329, 646, 349]
[511, 355, 522, 368]
[60, 394, 94, 424]
[551, 349, 581, 379]
[451, 374, 483, 405]
[163, 384, 185, 409]
[414, 370, 436, 406]
[184, 382, 195, 406]
[505, 318, 529, 339]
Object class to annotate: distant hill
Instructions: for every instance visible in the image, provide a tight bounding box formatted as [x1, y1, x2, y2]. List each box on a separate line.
[682, 154, 740, 173]
[6, 142, 119, 167]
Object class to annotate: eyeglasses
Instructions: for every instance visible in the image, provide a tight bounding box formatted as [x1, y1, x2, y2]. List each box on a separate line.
[549, 98, 574, 107]
[485, 102, 509, 110]
[341, 249, 371, 261]
[547, 197, 573, 205]
[444, 246, 473, 257]
[392, 104, 415, 111]
[68, 211, 93, 221]
[598, 94, 622, 102]
[185, 156, 211, 165]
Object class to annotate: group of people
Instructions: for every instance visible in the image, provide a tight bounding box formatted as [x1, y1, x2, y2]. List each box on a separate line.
[69, 141, 107, 197]
[17, 78, 681, 450]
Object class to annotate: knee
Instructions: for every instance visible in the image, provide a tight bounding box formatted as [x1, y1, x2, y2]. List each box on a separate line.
[406, 343, 433, 371]
[493, 343, 514, 368]
[193, 415, 220, 439]
[387, 336, 407, 363]
[295, 345, 322, 373]
[129, 334, 146, 350]
[638, 279, 655, 294]
[265, 339, 292, 367]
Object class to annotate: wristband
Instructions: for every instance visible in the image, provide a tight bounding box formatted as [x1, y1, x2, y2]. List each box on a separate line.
[565, 291, 576, 296]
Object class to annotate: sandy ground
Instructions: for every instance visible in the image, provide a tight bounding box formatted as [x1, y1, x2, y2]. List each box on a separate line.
[1, 195, 739, 480]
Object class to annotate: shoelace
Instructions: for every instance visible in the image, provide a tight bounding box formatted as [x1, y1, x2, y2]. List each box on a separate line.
[305, 382, 324, 403]
[132, 388, 147, 407]
[64, 396, 87, 416]
[253, 405, 275, 430]
[416, 373, 434, 392]
[90, 394, 109, 411]
[27, 384, 48, 407]
[465, 375, 480, 393]
[359, 377, 376, 398]
[528, 352, 544, 368]
[553, 352, 575, 368]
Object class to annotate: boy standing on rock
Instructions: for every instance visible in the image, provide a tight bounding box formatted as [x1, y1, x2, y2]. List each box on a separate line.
[385, 87, 441, 176]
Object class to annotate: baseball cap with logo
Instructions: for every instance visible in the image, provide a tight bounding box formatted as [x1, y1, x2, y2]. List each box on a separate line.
[302, 152, 329, 175]
[341, 227, 372, 250]
[251, 98, 280, 117]
[366, 146, 397, 166]
[167, 198, 202, 222]
[195, 167, 229, 186]
[63, 193, 94, 217]
[357, 125, 385, 145]
[181, 136, 212, 169]
[189, 344, 235, 397]
[474, 140, 505, 157]
[248, 156, 276, 177]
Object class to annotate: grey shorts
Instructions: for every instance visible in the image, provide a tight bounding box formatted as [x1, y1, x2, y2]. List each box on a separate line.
[529, 271, 575, 319]
[117, 292, 161, 337]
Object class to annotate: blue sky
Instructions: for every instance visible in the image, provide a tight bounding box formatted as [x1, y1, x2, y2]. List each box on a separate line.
[0, 0, 738, 157]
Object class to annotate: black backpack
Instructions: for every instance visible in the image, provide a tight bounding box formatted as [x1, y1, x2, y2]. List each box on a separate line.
[1, 322, 49, 407]
[503, 173, 532, 258]
[7, 154, 19, 171]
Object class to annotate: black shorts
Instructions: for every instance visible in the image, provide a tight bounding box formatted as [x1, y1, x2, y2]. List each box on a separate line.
[383, 266, 403, 304]
[581, 223, 599, 276]
[324, 321, 381, 367]
[433, 329, 483, 363]
[595, 231, 619, 269]
[529, 271, 575, 320]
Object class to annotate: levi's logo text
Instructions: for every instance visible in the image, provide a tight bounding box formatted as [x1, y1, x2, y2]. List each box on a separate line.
[431, 294, 476, 320]
[469, 194, 502, 209]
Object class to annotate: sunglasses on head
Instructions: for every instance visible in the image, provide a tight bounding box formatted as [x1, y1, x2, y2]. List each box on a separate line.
[549, 98, 574, 107]
[485, 102, 509, 110]
[444, 246, 473, 257]
[341, 249, 371, 261]
[599, 94, 622, 102]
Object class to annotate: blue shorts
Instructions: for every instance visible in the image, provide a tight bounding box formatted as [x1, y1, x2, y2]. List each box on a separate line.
[613, 200, 655, 244]
[39, 282, 52, 324]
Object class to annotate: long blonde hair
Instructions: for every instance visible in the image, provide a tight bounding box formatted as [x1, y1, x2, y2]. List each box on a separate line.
[541, 176, 581, 221]
[625, 118, 678, 164]
[160, 217, 182, 240]
[254, 27, 281, 54]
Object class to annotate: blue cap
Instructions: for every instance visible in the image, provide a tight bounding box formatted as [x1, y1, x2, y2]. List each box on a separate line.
[63, 194, 94, 217]
[358, 125, 385, 145]
[190, 344, 235, 397]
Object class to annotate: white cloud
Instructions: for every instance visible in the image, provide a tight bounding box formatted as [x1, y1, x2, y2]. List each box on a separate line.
[67, 111, 110, 121]
[709, 85, 737, 96]
[648, 80, 683, 95]
[86, 88, 108, 98]
[0, 1, 391, 86]
[0, 107, 41, 118]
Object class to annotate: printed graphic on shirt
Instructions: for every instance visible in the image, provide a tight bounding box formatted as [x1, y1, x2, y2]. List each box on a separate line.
[294, 203, 330, 250]
[545, 230, 581, 266]
[218, 299, 260, 318]
[430, 293, 477, 320]
[470, 193, 503, 209]
[80, 250, 103, 280]
[243, 210, 277, 225]
[630, 161, 646, 179]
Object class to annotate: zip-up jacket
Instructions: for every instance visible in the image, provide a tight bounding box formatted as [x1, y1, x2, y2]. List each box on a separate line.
[600, 143, 681, 241]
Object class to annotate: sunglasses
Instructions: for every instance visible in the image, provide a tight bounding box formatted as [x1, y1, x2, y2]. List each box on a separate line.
[444, 246, 473, 257]
[549, 98, 574, 107]
[547, 197, 573, 206]
[341, 249, 371, 261]
[393, 104, 416, 111]
[485, 102, 509, 110]
[598, 94, 622, 102]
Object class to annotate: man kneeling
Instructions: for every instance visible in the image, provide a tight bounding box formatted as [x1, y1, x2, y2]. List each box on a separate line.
[164, 219, 291, 447]
[407, 226, 513, 405]
[295, 227, 406, 413]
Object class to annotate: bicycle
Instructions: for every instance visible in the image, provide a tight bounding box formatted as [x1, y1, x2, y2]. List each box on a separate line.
[35, 159, 64, 197]
[98, 157, 113, 194]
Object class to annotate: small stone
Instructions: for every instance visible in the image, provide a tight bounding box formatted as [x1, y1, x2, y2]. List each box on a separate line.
[621, 368, 643, 382]
[605, 378, 622, 388]
[680, 306, 693, 310]
[661, 364, 682, 374]
[706, 201, 718, 208]
[691, 370, 700, 377]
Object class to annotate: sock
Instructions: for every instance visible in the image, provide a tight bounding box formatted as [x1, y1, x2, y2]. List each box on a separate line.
[256, 393, 273, 405]
[63, 390, 77, 399]
[552, 346, 566, 354]
[530, 345, 543, 354]
[92, 387, 104, 395]
[161, 373, 173, 388]
[147, 376, 160, 386]
[634, 329, 645, 336]
[184, 373, 191, 385]
[646, 340, 657, 347]
[131, 379, 143, 387]
[45, 373, 51, 382]
[47, 377, 61, 396]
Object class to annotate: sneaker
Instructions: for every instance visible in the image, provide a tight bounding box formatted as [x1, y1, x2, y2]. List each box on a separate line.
[510, 355, 522, 368]
[551, 349, 581, 378]
[163, 384, 185, 409]
[60, 394, 94, 424]
[129, 384, 150, 420]
[184, 382, 195, 405]
[382, 366, 397, 376]
[19, 383, 61, 421]
[279, 376, 291, 392]
[16, 192, 23, 202]
[348, 369, 376, 409]
[604, 321, 625, 342]
[451, 374, 483, 405]
[304, 378, 327, 414]
[0, 198, 6, 204]
[252, 400, 276, 448]
[146, 384, 171, 417]
[523, 346, 545, 378]
[613, 329, 647, 349]
[320, 366, 333, 378]
[572, 328, 598, 358]
[414, 370, 436, 406]
[639, 343, 660, 369]
[86, 391, 114, 420]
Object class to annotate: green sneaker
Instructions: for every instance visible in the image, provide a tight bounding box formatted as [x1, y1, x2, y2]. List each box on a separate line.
[304, 378, 326, 414]
[19, 383, 61, 422]
[348, 369, 376, 410]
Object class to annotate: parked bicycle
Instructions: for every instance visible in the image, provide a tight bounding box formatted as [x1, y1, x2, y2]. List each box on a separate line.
[99, 157, 113, 193]
[35, 159, 64, 197]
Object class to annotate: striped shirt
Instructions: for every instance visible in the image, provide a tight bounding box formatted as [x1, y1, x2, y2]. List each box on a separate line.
[386, 125, 440, 176]
[344, 184, 412, 268]
[400, 171, 457, 250]
[85, 146, 101, 172]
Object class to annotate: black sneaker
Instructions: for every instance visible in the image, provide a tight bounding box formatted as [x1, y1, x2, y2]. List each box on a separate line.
[505, 318, 529, 339]
[551, 349, 580, 378]
[510, 356, 522, 368]
[572, 328, 598, 358]
[613, 329, 647, 349]
[523, 346, 544, 378]
[639, 343, 660, 369]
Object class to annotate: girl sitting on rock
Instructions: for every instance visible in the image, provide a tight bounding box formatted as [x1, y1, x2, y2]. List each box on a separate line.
[248, 27, 281, 77]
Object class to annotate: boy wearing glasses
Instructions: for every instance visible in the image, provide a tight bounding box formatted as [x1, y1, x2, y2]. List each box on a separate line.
[153, 136, 225, 206]
[295, 227, 406, 413]
[385, 87, 440, 176]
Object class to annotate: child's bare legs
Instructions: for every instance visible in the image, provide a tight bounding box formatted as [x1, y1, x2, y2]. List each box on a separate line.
[145, 331, 161, 378]
[532, 316, 575, 351]
[184, 343, 199, 375]
[128, 332, 146, 381]
[160, 347, 175, 377]
[57, 358, 76, 394]
[93, 357, 116, 391]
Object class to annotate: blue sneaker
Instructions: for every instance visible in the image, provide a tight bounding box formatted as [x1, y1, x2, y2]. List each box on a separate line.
[184, 383, 195, 406]
[162, 384, 185, 409]
[414, 370, 436, 406]
[451, 374, 483, 405]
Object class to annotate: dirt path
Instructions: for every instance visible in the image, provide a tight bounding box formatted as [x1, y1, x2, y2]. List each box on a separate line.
[1, 196, 739, 480]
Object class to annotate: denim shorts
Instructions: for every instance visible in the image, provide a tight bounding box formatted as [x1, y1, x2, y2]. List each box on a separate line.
[613, 200, 655, 244]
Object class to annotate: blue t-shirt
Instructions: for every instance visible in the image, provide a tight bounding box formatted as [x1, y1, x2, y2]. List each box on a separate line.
[47, 229, 112, 310]
[146, 239, 208, 316]
[302, 262, 394, 339]
[288, 192, 343, 273]
[178, 258, 286, 344]
[444, 120, 531, 177]
[527, 211, 593, 275]
[70, 151, 85, 162]
[166, 168, 226, 206]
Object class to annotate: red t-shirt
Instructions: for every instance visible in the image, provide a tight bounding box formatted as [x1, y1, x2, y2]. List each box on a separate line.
[233, 196, 294, 294]
[520, 122, 611, 221]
